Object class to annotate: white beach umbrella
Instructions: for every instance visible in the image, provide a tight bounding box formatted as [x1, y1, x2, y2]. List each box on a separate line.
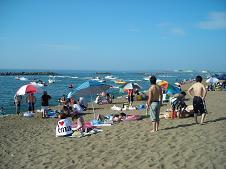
[206, 77, 219, 83]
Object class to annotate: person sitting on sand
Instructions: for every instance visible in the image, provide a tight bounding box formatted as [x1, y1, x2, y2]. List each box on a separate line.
[58, 95, 66, 105]
[188, 75, 207, 124]
[71, 113, 85, 131]
[78, 97, 88, 111]
[73, 100, 83, 114]
[61, 106, 84, 131]
[170, 91, 187, 118]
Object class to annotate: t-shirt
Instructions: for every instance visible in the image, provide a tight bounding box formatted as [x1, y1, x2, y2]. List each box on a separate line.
[41, 94, 51, 106]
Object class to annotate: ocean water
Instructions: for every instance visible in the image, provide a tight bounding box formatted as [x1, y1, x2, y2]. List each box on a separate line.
[0, 69, 207, 115]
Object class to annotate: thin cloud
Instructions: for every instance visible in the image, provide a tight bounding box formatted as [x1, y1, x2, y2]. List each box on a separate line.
[197, 12, 226, 30]
[40, 44, 80, 50]
[128, 28, 140, 32]
[170, 28, 186, 36]
[157, 22, 173, 27]
[157, 22, 186, 37]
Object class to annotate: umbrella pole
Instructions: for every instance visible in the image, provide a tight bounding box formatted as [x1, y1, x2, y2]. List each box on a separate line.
[90, 94, 95, 119]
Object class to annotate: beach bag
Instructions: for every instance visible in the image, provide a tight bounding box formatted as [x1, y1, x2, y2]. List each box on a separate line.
[56, 118, 73, 137]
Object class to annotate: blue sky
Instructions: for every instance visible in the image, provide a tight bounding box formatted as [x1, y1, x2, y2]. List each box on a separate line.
[0, 0, 226, 71]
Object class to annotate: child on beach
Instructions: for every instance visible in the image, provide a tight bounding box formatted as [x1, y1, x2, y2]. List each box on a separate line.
[170, 91, 187, 118]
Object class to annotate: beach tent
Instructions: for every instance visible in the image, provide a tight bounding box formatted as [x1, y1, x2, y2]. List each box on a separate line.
[73, 80, 111, 117]
[206, 77, 219, 83]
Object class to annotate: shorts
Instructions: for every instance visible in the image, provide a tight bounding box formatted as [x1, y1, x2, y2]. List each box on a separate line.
[193, 96, 206, 114]
[149, 102, 160, 122]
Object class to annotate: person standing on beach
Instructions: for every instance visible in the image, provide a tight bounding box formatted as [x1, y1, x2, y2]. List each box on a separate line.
[147, 76, 163, 132]
[14, 94, 22, 115]
[128, 89, 134, 106]
[188, 75, 207, 124]
[41, 91, 51, 118]
[26, 93, 36, 113]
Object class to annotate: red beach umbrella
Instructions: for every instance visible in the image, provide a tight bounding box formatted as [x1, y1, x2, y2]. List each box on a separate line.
[16, 84, 42, 95]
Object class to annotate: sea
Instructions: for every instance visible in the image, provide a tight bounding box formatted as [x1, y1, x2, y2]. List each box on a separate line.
[0, 69, 211, 115]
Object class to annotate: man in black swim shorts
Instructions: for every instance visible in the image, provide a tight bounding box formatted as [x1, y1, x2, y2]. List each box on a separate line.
[188, 76, 207, 124]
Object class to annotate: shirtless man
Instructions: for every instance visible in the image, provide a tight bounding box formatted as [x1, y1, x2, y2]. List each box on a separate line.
[147, 76, 163, 132]
[26, 93, 36, 113]
[188, 75, 207, 124]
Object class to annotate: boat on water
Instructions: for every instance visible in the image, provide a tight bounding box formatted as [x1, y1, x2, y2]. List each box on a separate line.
[104, 75, 117, 80]
[30, 80, 47, 87]
[114, 79, 127, 84]
[143, 76, 150, 81]
[15, 76, 28, 81]
[91, 76, 106, 83]
[48, 76, 56, 84]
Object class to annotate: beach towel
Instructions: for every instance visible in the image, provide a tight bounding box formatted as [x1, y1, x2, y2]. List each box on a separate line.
[122, 114, 141, 121]
[111, 105, 122, 111]
[23, 112, 34, 117]
[69, 128, 103, 138]
[90, 119, 113, 126]
[71, 121, 96, 131]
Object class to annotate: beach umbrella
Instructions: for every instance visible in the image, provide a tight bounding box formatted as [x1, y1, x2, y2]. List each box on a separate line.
[74, 80, 111, 116]
[206, 77, 219, 83]
[166, 84, 181, 95]
[16, 84, 43, 96]
[157, 80, 169, 89]
[122, 82, 142, 91]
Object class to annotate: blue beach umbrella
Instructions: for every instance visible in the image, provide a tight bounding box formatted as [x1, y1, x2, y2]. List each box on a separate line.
[166, 84, 181, 95]
[73, 80, 111, 116]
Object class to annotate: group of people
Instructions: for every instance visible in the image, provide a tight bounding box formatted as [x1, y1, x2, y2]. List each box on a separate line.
[14, 91, 52, 118]
[95, 92, 113, 104]
[14, 74, 208, 135]
[146, 75, 207, 133]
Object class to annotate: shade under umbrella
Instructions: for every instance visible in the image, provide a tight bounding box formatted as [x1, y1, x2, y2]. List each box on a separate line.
[73, 80, 111, 117]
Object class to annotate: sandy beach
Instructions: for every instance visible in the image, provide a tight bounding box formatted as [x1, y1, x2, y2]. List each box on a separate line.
[0, 84, 226, 169]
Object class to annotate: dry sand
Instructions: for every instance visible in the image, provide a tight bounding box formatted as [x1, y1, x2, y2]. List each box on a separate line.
[0, 85, 226, 169]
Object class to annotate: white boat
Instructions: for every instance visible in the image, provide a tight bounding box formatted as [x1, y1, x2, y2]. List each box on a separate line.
[48, 76, 55, 84]
[15, 76, 28, 81]
[143, 76, 150, 81]
[104, 75, 117, 80]
[91, 77, 106, 83]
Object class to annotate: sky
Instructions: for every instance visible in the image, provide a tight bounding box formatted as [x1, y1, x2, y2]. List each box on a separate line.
[0, 0, 226, 71]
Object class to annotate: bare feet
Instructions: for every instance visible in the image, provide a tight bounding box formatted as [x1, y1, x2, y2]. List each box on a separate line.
[150, 129, 155, 133]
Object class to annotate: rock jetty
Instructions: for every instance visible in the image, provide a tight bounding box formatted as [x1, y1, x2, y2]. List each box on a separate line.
[0, 71, 59, 76]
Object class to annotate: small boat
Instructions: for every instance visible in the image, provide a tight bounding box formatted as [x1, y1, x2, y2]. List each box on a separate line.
[105, 75, 117, 80]
[143, 76, 150, 81]
[48, 76, 55, 84]
[15, 76, 28, 81]
[91, 76, 106, 83]
[114, 80, 127, 84]
[30, 82, 44, 87]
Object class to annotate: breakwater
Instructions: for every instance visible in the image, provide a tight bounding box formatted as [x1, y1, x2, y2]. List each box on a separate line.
[0, 71, 59, 76]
